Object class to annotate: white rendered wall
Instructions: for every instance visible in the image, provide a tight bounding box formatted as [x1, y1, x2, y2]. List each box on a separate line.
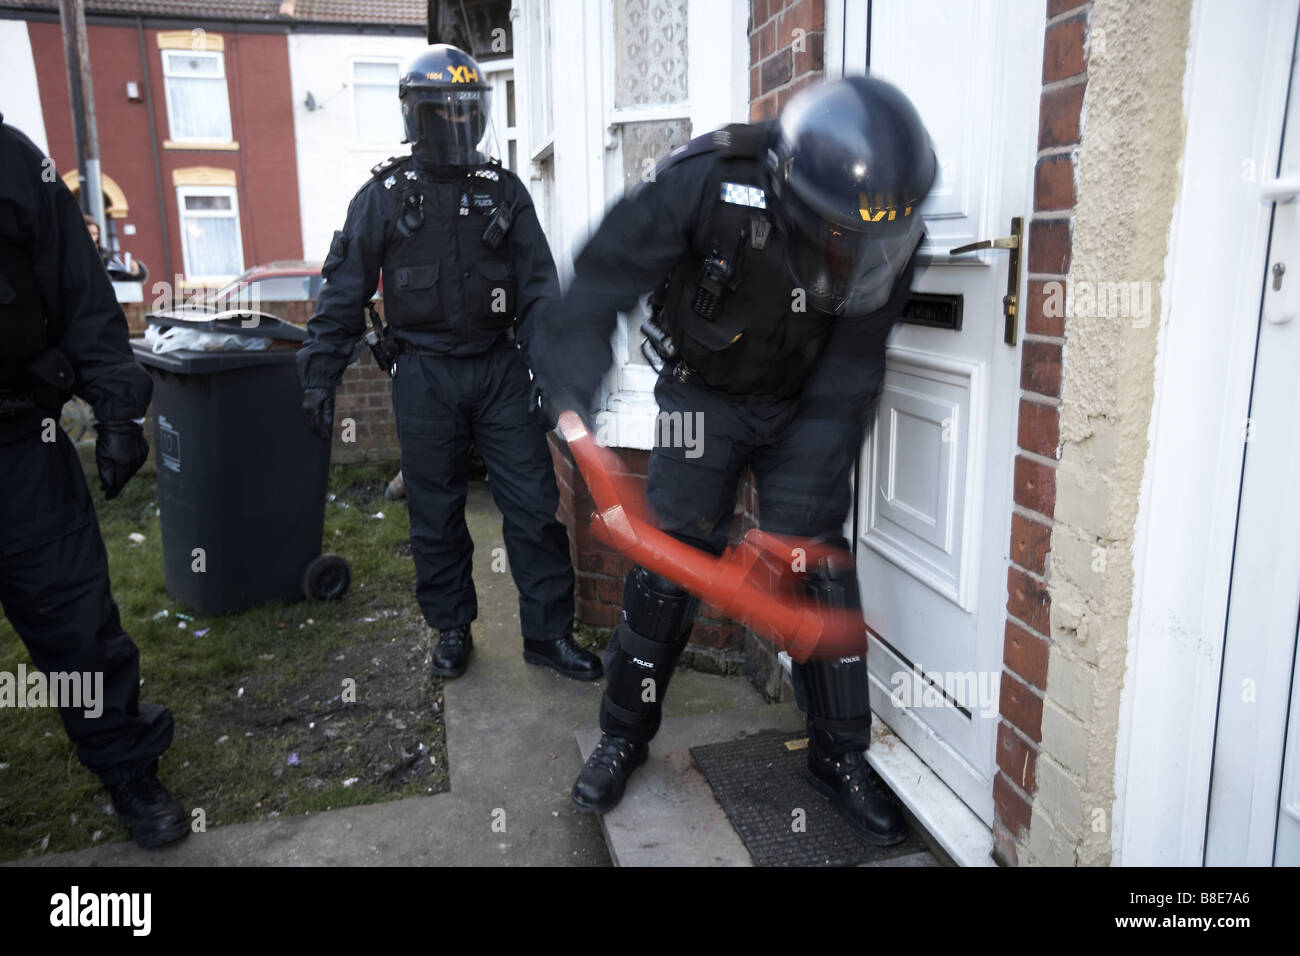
[1, 21, 49, 156]
[287, 32, 428, 261]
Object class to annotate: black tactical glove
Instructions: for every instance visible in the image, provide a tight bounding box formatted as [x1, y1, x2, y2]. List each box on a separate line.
[529, 377, 593, 432]
[302, 387, 335, 442]
[95, 420, 149, 500]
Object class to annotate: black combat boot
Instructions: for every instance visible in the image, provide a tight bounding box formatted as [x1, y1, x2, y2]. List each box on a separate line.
[571, 733, 648, 813]
[108, 774, 190, 849]
[523, 635, 603, 681]
[805, 729, 907, 847]
[431, 625, 472, 678]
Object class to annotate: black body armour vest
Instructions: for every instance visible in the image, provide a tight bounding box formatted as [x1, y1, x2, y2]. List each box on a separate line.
[0, 203, 49, 380]
[662, 125, 833, 399]
[371, 156, 518, 341]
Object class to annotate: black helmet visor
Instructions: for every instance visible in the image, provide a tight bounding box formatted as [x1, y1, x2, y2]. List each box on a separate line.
[406, 88, 495, 166]
[781, 182, 925, 316]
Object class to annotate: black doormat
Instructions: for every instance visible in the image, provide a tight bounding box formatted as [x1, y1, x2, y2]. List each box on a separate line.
[690, 731, 929, 867]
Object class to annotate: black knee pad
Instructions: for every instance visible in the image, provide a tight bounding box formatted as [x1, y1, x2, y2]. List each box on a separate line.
[622, 565, 699, 644]
[600, 567, 699, 743]
[803, 537, 862, 612]
[600, 621, 690, 743]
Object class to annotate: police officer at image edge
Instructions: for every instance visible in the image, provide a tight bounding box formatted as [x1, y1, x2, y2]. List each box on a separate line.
[531, 76, 936, 847]
[297, 45, 601, 681]
[0, 112, 189, 849]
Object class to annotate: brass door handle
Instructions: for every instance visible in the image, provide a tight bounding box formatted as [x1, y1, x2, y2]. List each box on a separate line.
[949, 216, 1025, 345]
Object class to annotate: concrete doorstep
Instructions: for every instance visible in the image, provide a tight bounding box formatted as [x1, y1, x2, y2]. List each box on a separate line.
[575, 705, 942, 868]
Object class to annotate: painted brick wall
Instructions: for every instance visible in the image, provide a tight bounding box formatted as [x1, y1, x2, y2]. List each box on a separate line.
[992, 0, 1092, 867]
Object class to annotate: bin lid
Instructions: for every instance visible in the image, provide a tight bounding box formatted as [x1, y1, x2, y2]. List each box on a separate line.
[147, 307, 308, 342]
[131, 337, 303, 374]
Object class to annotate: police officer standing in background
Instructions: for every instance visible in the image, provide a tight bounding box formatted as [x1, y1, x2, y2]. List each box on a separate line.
[533, 77, 935, 846]
[0, 114, 188, 849]
[299, 45, 600, 683]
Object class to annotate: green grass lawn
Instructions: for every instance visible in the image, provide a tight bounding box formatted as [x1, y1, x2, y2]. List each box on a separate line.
[0, 460, 448, 861]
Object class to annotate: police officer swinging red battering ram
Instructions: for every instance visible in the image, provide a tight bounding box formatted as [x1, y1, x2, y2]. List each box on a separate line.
[531, 75, 936, 846]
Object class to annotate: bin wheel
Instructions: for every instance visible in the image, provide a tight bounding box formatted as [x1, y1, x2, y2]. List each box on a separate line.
[303, 553, 350, 601]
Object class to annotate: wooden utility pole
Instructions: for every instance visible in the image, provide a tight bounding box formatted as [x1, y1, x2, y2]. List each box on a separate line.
[58, 0, 106, 242]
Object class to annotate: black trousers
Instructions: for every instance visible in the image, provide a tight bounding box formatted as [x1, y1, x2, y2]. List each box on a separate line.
[392, 345, 575, 641]
[601, 372, 874, 744]
[0, 424, 173, 786]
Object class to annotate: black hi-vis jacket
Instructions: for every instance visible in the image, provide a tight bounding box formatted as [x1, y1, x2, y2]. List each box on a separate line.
[298, 155, 560, 390]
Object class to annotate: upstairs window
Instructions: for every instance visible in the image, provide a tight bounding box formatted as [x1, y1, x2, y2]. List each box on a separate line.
[163, 49, 233, 143]
[352, 59, 404, 146]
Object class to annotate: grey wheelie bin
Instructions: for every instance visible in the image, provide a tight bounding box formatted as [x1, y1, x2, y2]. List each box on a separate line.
[131, 313, 349, 615]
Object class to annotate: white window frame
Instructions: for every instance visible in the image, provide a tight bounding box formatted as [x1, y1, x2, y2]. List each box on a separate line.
[527, 0, 555, 162]
[177, 185, 244, 284]
[349, 56, 405, 149]
[161, 49, 233, 144]
[484, 61, 521, 173]
[480, 60, 518, 170]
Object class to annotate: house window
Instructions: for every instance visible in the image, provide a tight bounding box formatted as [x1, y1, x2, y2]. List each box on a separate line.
[609, 0, 691, 376]
[162, 50, 233, 142]
[177, 186, 243, 282]
[351, 59, 404, 145]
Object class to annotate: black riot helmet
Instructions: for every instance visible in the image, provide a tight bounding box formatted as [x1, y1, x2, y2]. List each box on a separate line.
[769, 76, 937, 315]
[398, 44, 496, 166]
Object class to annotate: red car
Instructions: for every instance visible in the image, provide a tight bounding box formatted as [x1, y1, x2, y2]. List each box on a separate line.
[207, 260, 325, 312]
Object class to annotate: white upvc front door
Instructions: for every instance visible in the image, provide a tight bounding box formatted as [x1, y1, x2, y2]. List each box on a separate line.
[1204, 15, 1300, 866]
[830, 0, 1045, 823]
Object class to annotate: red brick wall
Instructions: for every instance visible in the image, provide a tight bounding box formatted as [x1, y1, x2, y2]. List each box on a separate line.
[331, 360, 400, 465]
[749, 0, 825, 121]
[29, 20, 169, 278]
[992, 0, 1091, 868]
[29, 20, 302, 290]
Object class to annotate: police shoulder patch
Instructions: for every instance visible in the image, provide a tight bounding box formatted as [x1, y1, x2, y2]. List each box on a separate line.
[370, 154, 410, 179]
[472, 168, 500, 182]
[720, 182, 766, 209]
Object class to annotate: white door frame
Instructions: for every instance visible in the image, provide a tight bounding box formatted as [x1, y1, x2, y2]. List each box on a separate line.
[1112, 0, 1299, 866]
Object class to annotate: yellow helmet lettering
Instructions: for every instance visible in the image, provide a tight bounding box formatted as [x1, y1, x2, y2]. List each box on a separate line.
[858, 192, 915, 222]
